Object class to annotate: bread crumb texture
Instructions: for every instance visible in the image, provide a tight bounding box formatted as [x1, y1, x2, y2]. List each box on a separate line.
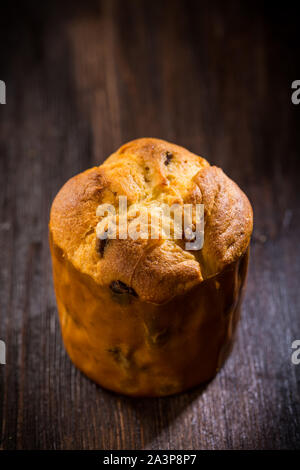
[50, 138, 253, 304]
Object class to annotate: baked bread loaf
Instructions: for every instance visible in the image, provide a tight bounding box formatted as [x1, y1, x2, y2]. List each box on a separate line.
[49, 138, 253, 396]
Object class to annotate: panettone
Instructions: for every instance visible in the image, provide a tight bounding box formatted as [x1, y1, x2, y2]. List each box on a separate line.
[49, 138, 253, 396]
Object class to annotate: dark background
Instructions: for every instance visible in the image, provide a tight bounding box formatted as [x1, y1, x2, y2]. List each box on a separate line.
[0, 0, 300, 450]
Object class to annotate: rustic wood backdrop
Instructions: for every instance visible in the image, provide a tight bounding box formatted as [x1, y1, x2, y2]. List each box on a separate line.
[0, 0, 299, 450]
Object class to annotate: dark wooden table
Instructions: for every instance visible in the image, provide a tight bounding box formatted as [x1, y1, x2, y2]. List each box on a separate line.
[0, 0, 299, 450]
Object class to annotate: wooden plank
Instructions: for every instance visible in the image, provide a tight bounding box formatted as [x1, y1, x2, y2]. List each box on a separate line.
[0, 0, 299, 449]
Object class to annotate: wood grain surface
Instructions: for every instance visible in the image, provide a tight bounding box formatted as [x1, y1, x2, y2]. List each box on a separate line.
[0, 0, 299, 450]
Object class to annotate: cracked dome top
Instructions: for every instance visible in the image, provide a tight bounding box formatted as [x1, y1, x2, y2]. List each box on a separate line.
[49, 138, 253, 304]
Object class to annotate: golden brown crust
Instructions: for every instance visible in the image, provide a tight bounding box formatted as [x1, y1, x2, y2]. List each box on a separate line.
[49, 138, 253, 304]
[190, 166, 253, 278]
